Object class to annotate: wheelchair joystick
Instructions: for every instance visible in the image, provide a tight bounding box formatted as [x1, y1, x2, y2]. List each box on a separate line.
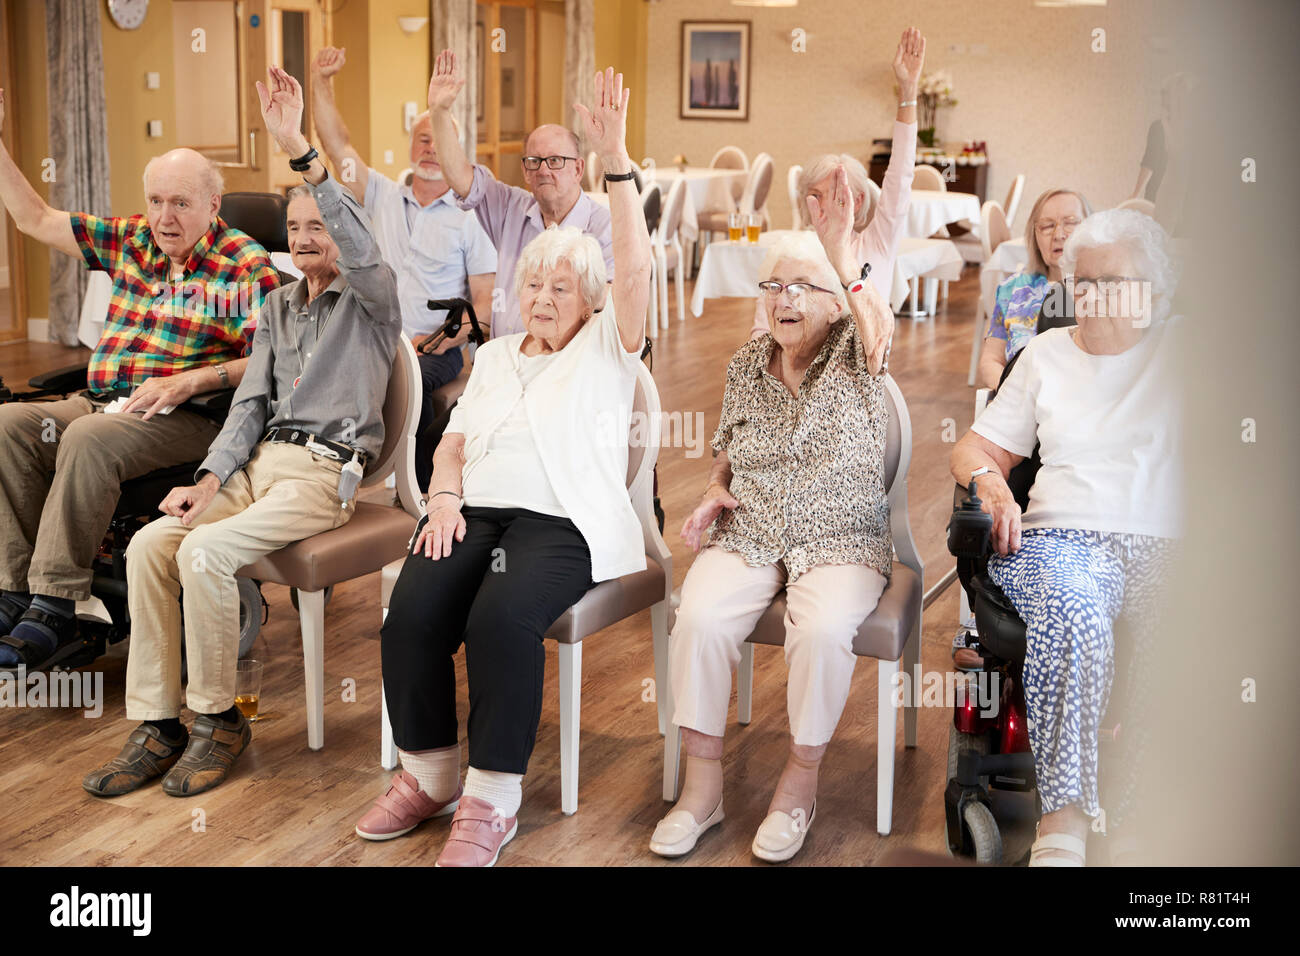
[947, 480, 994, 559]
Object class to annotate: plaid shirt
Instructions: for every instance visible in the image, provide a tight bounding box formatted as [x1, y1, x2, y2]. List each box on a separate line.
[71, 213, 281, 394]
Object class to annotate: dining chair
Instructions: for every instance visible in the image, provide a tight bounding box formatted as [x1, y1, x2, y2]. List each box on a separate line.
[912, 163, 947, 192]
[378, 359, 673, 816]
[653, 179, 690, 327]
[1116, 197, 1156, 217]
[660, 373, 924, 836]
[968, 200, 1012, 385]
[642, 182, 663, 338]
[1003, 173, 1027, 225]
[740, 152, 775, 230]
[697, 146, 751, 244]
[585, 151, 602, 192]
[235, 334, 424, 751]
[787, 164, 804, 230]
[709, 145, 749, 206]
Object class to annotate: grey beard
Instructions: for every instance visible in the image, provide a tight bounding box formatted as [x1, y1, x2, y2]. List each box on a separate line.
[413, 167, 445, 182]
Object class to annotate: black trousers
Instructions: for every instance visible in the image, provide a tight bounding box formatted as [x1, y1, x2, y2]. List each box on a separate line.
[381, 506, 596, 773]
[415, 348, 464, 490]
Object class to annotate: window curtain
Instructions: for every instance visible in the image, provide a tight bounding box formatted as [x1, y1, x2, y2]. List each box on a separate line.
[565, 0, 595, 146]
[45, 0, 111, 345]
[432, 0, 478, 160]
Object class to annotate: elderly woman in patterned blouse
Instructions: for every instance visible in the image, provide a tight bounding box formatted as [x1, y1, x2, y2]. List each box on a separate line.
[650, 165, 896, 863]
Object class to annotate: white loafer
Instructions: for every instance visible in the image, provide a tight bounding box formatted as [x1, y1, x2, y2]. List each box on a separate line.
[1028, 830, 1086, 866]
[751, 801, 816, 863]
[649, 801, 724, 858]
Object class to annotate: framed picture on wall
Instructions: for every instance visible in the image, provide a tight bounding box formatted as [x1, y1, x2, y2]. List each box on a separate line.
[680, 21, 750, 121]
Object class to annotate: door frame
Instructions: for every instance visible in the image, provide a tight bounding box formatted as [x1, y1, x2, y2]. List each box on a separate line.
[0, 0, 28, 343]
[475, 0, 539, 180]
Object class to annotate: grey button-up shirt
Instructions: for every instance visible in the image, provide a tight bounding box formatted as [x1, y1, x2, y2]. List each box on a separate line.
[198, 175, 402, 484]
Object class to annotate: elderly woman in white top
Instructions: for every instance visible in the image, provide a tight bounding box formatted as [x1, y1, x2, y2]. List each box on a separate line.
[950, 209, 1182, 865]
[355, 69, 650, 867]
[651, 158, 898, 862]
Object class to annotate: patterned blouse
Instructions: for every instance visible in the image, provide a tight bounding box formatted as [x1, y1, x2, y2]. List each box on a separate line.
[708, 317, 893, 583]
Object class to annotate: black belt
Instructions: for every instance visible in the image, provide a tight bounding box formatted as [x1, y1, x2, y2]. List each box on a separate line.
[263, 426, 365, 464]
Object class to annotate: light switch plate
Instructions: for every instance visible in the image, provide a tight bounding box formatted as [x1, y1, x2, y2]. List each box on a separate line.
[146, 72, 161, 90]
[147, 119, 163, 137]
[384, 149, 394, 165]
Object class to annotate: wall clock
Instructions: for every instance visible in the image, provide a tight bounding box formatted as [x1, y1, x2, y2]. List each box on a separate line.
[107, 0, 149, 32]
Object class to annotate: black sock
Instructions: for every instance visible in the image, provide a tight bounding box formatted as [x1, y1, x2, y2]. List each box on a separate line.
[146, 717, 185, 740]
[204, 705, 242, 723]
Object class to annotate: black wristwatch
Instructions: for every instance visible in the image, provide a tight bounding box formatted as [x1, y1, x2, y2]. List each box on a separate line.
[604, 169, 638, 182]
[841, 261, 872, 290]
[289, 146, 319, 172]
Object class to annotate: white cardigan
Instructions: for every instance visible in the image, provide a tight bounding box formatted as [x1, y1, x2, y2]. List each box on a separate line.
[445, 306, 646, 582]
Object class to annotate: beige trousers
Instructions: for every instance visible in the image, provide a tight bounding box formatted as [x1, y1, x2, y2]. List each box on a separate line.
[124, 442, 352, 718]
[670, 546, 887, 746]
[0, 395, 220, 599]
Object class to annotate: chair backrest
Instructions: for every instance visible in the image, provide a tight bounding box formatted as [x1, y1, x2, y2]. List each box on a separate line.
[912, 164, 946, 192]
[660, 179, 688, 243]
[980, 200, 1010, 261]
[220, 192, 289, 253]
[741, 152, 774, 217]
[710, 145, 748, 203]
[1116, 197, 1156, 217]
[787, 164, 804, 230]
[641, 181, 663, 236]
[585, 151, 602, 192]
[881, 372, 922, 576]
[1003, 173, 1026, 225]
[361, 334, 423, 517]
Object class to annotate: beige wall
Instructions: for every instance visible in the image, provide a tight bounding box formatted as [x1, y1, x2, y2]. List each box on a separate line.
[172, 1, 239, 154]
[593, 0, 646, 162]
[644, 0, 1160, 232]
[365, 0, 430, 177]
[14, 0, 49, 323]
[537, 0, 566, 129]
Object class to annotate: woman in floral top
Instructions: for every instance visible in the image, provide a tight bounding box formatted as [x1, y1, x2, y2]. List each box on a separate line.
[976, 188, 1092, 391]
[650, 155, 901, 864]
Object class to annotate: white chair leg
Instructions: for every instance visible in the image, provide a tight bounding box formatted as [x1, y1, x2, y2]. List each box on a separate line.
[876, 657, 900, 835]
[967, 299, 986, 387]
[923, 277, 938, 314]
[673, 237, 686, 321]
[297, 587, 327, 751]
[558, 641, 582, 815]
[909, 276, 920, 315]
[656, 246, 670, 330]
[941, 278, 950, 301]
[737, 641, 754, 725]
[646, 257, 659, 339]
[652, 601, 670, 736]
[661, 659, 682, 801]
[380, 681, 398, 771]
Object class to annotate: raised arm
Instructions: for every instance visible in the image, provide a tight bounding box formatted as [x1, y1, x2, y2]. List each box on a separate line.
[0, 89, 77, 258]
[310, 47, 368, 203]
[575, 67, 651, 353]
[808, 165, 894, 374]
[427, 50, 475, 198]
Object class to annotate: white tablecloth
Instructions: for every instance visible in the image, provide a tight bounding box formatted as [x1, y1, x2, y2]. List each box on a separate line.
[587, 189, 699, 245]
[650, 166, 746, 215]
[907, 190, 981, 238]
[690, 231, 965, 316]
[979, 237, 1029, 318]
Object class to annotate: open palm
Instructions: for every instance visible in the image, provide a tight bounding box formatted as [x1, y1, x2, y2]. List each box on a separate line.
[893, 27, 926, 93]
[574, 67, 629, 158]
[256, 66, 303, 142]
[428, 49, 465, 112]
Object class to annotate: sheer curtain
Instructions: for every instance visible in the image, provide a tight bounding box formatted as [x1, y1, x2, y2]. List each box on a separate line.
[432, 0, 478, 160]
[565, 0, 595, 145]
[45, 0, 111, 345]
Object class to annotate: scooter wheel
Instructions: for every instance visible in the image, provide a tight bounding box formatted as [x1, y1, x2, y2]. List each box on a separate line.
[962, 801, 1002, 864]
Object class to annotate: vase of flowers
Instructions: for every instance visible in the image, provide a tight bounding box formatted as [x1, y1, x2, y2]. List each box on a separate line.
[918, 70, 957, 148]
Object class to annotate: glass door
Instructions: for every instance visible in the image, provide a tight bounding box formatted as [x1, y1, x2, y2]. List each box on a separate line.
[476, 0, 538, 187]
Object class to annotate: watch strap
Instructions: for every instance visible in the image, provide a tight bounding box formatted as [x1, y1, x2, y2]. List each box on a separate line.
[604, 170, 638, 182]
[289, 146, 319, 172]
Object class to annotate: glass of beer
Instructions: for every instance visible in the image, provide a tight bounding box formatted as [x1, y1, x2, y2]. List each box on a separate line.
[235, 659, 263, 722]
[728, 211, 744, 241]
[746, 213, 762, 243]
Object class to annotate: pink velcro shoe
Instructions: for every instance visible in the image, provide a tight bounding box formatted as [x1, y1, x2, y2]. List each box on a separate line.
[434, 795, 519, 867]
[355, 770, 461, 841]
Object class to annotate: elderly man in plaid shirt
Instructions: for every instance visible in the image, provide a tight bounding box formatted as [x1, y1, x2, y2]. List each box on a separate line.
[0, 87, 279, 671]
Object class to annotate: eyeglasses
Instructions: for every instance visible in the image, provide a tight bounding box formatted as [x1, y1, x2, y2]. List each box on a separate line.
[1069, 275, 1147, 296]
[522, 155, 579, 171]
[758, 281, 839, 299]
[1035, 217, 1082, 235]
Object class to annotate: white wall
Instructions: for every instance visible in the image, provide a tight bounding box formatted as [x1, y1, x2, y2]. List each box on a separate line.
[644, 0, 1165, 233]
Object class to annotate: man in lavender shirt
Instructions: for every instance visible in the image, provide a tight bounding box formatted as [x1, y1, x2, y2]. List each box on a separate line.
[425, 49, 614, 338]
[750, 27, 925, 339]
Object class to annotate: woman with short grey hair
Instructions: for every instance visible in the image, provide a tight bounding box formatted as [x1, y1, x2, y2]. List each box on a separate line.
[950, 208, 1183, 865]
[356, 67, 651, 867]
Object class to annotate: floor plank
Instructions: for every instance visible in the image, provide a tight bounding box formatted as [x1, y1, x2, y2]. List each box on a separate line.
[0, 268, 984, 866]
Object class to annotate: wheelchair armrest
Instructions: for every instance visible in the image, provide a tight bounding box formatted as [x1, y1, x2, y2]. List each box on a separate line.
[28, 363, 89, 393]
[186, 388, 236, 422]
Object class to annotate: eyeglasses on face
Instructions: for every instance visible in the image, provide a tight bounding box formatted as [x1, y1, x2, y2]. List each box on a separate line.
[521, 155, 579, 171]
[1069, 275, 1147, 296]
[758, 280, 838, 300]
[1035, 217, 1083, 235]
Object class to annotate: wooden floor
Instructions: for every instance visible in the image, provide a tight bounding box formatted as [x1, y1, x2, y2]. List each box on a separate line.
[0, 270, 985, 867]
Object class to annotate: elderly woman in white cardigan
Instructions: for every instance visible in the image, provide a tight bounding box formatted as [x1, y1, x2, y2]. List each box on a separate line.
[355, 68, 650, 867]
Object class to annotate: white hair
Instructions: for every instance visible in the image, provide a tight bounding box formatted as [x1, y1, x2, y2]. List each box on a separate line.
[798, 154, 875, 231]
[141, 152, 224, 200]
[514, 225, 608, 311]
[1060, 208, 1179, 321]
[285, 184, 313, 203]
[758, 231, 848, 316]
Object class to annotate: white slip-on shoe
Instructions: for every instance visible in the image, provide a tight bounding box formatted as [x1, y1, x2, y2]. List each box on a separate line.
[1028, 830, 1086, 867]
[649, 801, 724, 858]
[751, 800, 816, 863]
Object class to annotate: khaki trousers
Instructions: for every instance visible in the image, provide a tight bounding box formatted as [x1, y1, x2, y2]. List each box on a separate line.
[669, 546, 887, 746]
[124, 442, 352, 718]
[0, 396, 220, 600]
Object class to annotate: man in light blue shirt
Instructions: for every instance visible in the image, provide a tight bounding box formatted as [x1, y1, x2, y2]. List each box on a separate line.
[311, 46, 496, 487]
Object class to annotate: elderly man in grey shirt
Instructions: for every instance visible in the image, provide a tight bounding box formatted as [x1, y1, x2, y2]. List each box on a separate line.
[83, 66, 401, 800]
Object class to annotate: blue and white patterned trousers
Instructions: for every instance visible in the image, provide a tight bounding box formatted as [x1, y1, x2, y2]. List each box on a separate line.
[989, 527, 1176, 825]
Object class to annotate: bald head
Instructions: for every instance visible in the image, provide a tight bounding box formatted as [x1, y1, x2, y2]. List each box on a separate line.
[524, 124, 580, 158]
[141, 148, 224, 263]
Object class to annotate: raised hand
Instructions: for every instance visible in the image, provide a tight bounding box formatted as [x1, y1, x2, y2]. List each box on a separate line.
[573, 67, 630, 161]
[893, 27, 926, 98]
[312, 47, 346, 81]
[805, 164, 856, 277]
[428, 49, 465, 112]
[256, 66, 305, 147]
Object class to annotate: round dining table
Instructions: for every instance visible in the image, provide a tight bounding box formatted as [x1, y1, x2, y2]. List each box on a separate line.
[907, 189, 982, 238]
